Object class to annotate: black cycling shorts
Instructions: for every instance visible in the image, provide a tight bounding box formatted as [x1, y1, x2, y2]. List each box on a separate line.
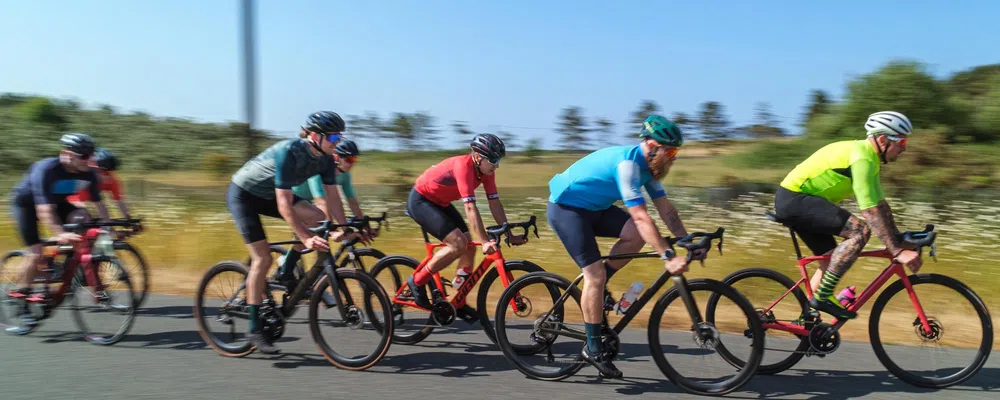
[547, 201, 631, 268]
[227, 182, 305, 244]
[773, 187, 852, 256]
[10, 193, 80, 246]
[406, 188, 468, 241]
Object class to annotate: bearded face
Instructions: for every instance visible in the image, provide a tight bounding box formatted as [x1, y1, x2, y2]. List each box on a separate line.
[645, 144, 677, 180]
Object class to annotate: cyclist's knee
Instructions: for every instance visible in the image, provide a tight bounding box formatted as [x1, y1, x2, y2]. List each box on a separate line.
[582, 261, 607, 286]
[444, 230, 468, 252]
[852, 220, 872, 244]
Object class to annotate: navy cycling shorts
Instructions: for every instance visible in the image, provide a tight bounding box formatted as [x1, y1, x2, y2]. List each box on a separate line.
[546, 201, 631, 268]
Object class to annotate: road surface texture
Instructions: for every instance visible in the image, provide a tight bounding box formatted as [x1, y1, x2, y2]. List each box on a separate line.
[1, 294, 997, 400]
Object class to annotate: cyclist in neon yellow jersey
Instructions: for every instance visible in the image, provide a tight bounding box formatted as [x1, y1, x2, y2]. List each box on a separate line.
[775, 111, 922, 320]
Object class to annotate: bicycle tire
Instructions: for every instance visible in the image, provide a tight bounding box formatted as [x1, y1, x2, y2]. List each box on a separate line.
[193, 260, 255, 357]
[476, 259, 546, 345]
[114, 241, 151, 308]
[648, 278, 764, 396]
[494, 271, 586, 381]
[70, 258, 137, 345]
[1, 250, 41, 335]
[709, 267, 810, 374]
[869, 273, 993, 388]
[368, 255, 436, 344]
[309, 267, 394, 370]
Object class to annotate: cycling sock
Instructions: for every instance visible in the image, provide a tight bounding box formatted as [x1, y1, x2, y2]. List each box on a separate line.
[816, 270, 843, 299]
[249, 305, 261, 333]
[585, 323, 603, 353]
[412, 265, 434, 287]
[279, 250, 301, 278]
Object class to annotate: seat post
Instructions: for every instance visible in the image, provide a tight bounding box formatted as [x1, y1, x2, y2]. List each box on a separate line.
[788, 228, 804, 260]
[421, 229, 430, 244]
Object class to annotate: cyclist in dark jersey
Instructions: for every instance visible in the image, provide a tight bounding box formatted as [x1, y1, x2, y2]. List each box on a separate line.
[775, 111, 922, 320]
[227, 111, 363, 354]
[7, 133, 111, 324]
[404, 133, 525, 309]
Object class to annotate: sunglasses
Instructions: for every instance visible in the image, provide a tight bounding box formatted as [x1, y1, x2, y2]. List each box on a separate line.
[886, 136, 908, 146]
[342, 155, 357, 163]
[70, 151, 93, 160]
[324, 132, 343, 144]
[661, 146, 680, 159]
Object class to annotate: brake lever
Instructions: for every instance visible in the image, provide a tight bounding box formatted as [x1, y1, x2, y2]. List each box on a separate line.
[929, 243, 937, 262]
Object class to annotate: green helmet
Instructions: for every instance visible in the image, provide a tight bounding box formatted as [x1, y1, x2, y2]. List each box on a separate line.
[639, 115, 683, 147]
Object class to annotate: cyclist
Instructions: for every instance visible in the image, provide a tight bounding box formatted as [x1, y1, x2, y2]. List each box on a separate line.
[404, 133, 524, 309]
[7, 133, 112, 324]
[67, 148, 135, 222]
[775, 111, 921, 321]
[546, 115, 700, 378]
[227, 111, 363, 354]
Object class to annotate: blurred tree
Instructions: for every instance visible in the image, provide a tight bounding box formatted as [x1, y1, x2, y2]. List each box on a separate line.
[556, 106, 590, 150]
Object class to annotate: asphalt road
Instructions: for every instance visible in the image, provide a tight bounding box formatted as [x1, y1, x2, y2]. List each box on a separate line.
[1, 294, 998, 400]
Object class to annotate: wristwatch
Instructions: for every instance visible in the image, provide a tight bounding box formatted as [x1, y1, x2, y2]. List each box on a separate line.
[660, 249, 675, 260]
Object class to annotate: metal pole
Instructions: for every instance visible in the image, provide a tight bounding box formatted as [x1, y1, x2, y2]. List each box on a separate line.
[241, 0, 257, 160]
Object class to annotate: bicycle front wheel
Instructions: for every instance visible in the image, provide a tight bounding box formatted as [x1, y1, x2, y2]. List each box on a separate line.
[648, 277, 764, 396]
[309, 267, 394, 370]
[70, 258, 137, 345]
[869, 273, 993, 388]
[114, 241, 150, 308]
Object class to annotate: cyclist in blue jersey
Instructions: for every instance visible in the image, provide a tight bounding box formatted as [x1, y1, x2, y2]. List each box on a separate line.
[6, 133, 112, 325]
[227, 111, 364, 354]
[547, 115, 703, 378]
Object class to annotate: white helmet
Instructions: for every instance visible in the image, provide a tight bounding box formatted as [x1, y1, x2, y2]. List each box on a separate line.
[865, 111, 912, 137]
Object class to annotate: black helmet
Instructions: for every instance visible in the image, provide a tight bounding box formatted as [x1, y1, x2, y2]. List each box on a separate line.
[303, 111, 346, 134]
[470, 133, 506, 163]
[93, 148, 120, 171]
[60, 133, 96, 156]
[334, 138, 359, 157]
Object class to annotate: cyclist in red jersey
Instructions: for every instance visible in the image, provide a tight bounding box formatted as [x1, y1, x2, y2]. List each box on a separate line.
[67, 148, 133, 221]
[404, 133, 525, 308]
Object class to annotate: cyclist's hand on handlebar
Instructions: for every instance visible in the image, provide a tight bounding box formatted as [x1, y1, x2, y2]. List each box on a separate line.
[305, 234, 331, 251]
[895, 249, 922, 273]
[509, 235, 527, 246]
[55, 232, 82, 244]
[664, 257, 688, 275]
[483, 240, 499, 255]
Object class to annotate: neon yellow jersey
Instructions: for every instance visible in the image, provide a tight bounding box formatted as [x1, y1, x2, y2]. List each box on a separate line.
[779, 140, 885, 210]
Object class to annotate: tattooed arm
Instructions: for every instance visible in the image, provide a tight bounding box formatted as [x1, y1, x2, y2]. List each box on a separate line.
[861, 202, 905, 256]
[652, 196, 689, 239]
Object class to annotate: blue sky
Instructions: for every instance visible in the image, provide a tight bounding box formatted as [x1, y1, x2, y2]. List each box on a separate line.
[1, 1, 997, 149]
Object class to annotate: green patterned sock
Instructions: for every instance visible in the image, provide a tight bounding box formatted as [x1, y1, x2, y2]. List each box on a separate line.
[816, 270, 842, 299]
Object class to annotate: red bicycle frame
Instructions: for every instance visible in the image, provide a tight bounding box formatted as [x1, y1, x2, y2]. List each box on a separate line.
[391, 239, 518, 311]
[18, 228, 108, 308]
[761, 249, 934, 336]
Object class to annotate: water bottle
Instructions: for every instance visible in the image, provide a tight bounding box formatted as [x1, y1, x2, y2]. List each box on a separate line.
[615, 281, 644, 315]
[836, 286, 857, 307]
[452, 267, 471, 288]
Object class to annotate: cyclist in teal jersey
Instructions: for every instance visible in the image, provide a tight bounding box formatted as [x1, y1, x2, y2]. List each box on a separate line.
[775, 111, 922, 320]
[227, 111, 364, 354]
[292, 138, 366, 219]
[546, 115, 702, 378]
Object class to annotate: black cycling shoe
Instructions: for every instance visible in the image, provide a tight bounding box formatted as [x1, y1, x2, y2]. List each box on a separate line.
[581, 346, 623, 379]
[603, 289, 616, 312]
[809, 295, 857, 320]
[248, 332, 280, 354]
[406, 277, 433, 309]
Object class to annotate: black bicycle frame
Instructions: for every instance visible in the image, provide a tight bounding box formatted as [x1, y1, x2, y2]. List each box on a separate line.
[273, 240, 363, 318]
[537, 251, 703, 341]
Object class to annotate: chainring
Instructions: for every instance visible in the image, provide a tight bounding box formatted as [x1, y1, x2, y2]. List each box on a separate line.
[808, 323, 841, 355]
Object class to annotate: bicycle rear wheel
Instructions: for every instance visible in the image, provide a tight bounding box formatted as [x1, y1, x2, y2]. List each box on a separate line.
[648, 278, 764, 396]
[869, 273, 993, 388]
[70, 258, 137, 345]
[309, 267, 394, 370]
[494, 271, 586, 381]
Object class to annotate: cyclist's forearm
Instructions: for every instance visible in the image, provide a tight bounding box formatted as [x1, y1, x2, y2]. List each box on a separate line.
[37, 204, 66, 235]
[862, 203, 903, 255]
[487, 198, 507, 225]
[348, 197, 364, 218]
[464, 202, 490, 242]
[313, 197, 330, 218]
[116, 200, 131, 219]
[628, 206, 669, 255]
[653, 197, 688, 238]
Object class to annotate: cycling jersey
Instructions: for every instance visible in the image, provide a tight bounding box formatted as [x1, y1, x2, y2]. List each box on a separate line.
[291, 171, 356, 200]
[413, 154, 498, 207]
[548, 145, 666, 211]
[231, 139, 337, 200]
[11, 158, 99, 207]
[779, 139, 884, 209]
[67, 170, 123, 202]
